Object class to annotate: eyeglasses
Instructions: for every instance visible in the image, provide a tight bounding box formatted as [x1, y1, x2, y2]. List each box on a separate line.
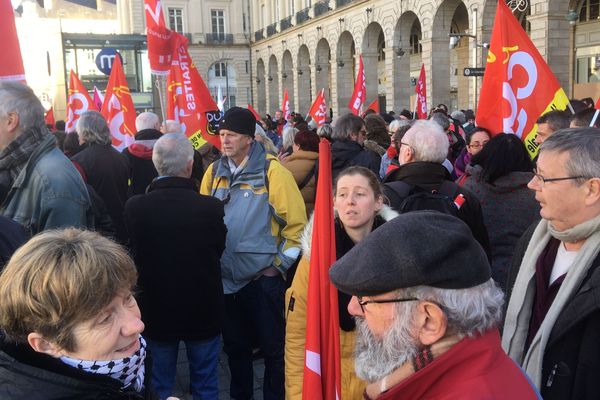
[356, 296, 419, 313]
[400, 141, 413, 150]
[468, 141, 488, 149]
[532, 168, 587, 185]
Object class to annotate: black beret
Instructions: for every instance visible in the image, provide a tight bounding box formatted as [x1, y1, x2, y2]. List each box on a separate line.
[329, 211, 491, 296]
[218, 107, 256, 137]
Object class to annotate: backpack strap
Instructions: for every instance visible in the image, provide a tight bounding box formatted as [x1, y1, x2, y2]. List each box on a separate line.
[436, 181, 460, 200]
[297, 167, 315, 191]
[383, 181, 415, 209]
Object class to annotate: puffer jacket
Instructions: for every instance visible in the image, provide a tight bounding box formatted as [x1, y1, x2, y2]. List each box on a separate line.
[0, 134, 91, 235]
[281, 149, 318, 217]
[284, 206, 399, 400]
[200, 141, 307, 294]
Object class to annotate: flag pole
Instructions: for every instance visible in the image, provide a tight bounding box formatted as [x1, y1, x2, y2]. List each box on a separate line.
[154, 75, 168, 122]
[591, 109, 600, 127]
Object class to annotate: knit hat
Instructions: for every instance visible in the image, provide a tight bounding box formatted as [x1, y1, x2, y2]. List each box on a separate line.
[218, 107, 256, 137]
[329, 211, 491, 296]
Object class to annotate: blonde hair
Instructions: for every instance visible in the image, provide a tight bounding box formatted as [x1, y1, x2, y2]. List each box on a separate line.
[0, 229, 137, 351]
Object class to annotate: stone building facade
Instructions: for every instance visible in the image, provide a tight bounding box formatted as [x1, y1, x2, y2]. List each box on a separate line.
[249, 0, 600, 117]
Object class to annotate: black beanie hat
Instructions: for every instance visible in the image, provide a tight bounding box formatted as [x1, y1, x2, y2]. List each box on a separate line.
[218, 107, 256, 137]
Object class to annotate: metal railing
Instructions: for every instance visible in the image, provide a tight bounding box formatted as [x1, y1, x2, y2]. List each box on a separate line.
[314, 0, 331, 16]
[254, 29, 264, 41]
[266, 23, 278, 37]
[280, 16, 293, 31]
[205, 33, 233, 45]
[296, 7, 310, 24]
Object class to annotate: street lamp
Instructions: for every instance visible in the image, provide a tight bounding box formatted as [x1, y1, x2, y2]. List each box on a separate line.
[448, 31, 489, 109]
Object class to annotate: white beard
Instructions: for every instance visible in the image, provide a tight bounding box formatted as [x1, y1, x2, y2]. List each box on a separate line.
[354, 310, 420, 383]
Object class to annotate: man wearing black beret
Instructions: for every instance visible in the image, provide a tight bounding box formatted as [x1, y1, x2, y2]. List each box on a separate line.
[329, 211, 540, 399]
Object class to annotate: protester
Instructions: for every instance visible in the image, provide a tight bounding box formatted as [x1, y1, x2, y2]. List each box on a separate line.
[72, 110, 130, 244]
[125, 133, 226, 399]
[255, 124, 279, 156]
[382, 124, 411, 178]
[281, 130, 320, 216]
[285, 166, 398, 399]
[0, 229, 153, 398]
[382, 120, 490, 256]
[503, 128, 600, 399]
[200, 106, 306, 400]
[328, 211, 540, 399]
[534, 110, 570, 145]
[122, 112, 162, 197]
[279, 125, 298, 159]
[0, 81, 91, 234]
[454, 127, 491, 178]
[331, 113, 381, 180]
[460, 134, 540, 291]
[364, 113, 391, 156]
[463, 109, 476, 134]
[316, 124, 333, 142]
[569, 107, 599, 128]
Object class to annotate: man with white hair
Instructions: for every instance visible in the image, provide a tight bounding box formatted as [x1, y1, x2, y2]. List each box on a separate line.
[125, 133, 226, 399]
[329, 211, 540, 399]
[123, 112, 162, 196]
[0, 81, 90, 234]
[382, 120, 490, 254]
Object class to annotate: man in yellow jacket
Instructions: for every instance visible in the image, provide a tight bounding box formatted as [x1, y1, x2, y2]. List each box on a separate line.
[200, 107, 306, 400]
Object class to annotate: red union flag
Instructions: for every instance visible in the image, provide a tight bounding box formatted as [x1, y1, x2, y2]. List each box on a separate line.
[144, 0, 175, 75]
[65, 70, 97, 133]
[348, 55, 366, 115]
[303, 139, 341, 400]
[308, 89, 328, 127]
[101, 55, 136, 151]
[0, 0, 25, 82]
[476, 0, 569, 158]
[166, 33, 221, 149]
[415, 64, 428, 119]
[282, 89, 291, 121]
[247, 103, 261, 120]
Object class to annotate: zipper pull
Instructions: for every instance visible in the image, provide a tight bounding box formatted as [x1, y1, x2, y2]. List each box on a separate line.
[546, 364, 557, 387]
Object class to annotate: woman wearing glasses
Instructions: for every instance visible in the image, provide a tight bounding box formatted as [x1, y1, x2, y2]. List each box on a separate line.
[454, 127, 491, 178]
[284, 166, 398, 400]
[460, 134, 540, 291]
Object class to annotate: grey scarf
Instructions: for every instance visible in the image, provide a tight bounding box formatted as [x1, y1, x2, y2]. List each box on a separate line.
[0, 126, 48, 202]
[502, 214, 600, 389]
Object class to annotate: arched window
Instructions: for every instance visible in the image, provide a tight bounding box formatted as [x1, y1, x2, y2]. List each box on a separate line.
[410, 20, 422, 54]
[579, 0, 600, 22]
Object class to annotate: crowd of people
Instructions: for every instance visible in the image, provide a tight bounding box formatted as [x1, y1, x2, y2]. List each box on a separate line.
[0, 79, 599, 400]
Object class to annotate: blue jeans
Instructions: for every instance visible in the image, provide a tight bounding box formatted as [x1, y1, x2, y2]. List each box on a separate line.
[146, 336, 220, 400]
[223, 275, 286, 400]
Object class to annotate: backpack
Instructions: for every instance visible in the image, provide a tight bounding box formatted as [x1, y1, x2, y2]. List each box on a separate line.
[383, 180, 463, 218]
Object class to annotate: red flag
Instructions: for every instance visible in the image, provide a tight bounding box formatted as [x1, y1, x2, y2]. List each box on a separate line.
[348, 55, 366, 115]
[65, 70, 97, 133]
[44, 107, 55, 129]
[247, 103, 261, 121]
[363, 98, 380, 117]
[166, 33, 221, 149]
[303, 139, 341, 400]
[414, 64, 428, 119]
[143, 0, 175, 75]
[282, 89, 291, 121]
[101, 56, 136, 151]
[476, 0, 569, 158]
[595, 97, 600, 110]
[0, 0, 25, 82]
[308, 89, 328, 127]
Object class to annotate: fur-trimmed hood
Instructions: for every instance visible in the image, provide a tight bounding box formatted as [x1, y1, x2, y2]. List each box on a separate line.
[300, 204, 399, 260]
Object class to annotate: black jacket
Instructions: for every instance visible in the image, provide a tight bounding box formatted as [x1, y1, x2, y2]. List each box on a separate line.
[0, 339, 156, 399]
[72, 143, 130, 244]
[506, 222, 600, 400]
[122, 129, 162, 197]
[0, 216, 28, 269]
[331, 139, 381, 181]
[124, 177, 227, 341]
[383, 161, 491, 257]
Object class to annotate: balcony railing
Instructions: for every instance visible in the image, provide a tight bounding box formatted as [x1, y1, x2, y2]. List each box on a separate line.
[205, 33, 233, 45]
[280, 16, 293, 31]
[296, 7, 310, 24]
[266, 23, 278, 37]
[335, 0, 351, 7]
[255, 29, 264, 41]
[314, 0, 331, 17]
